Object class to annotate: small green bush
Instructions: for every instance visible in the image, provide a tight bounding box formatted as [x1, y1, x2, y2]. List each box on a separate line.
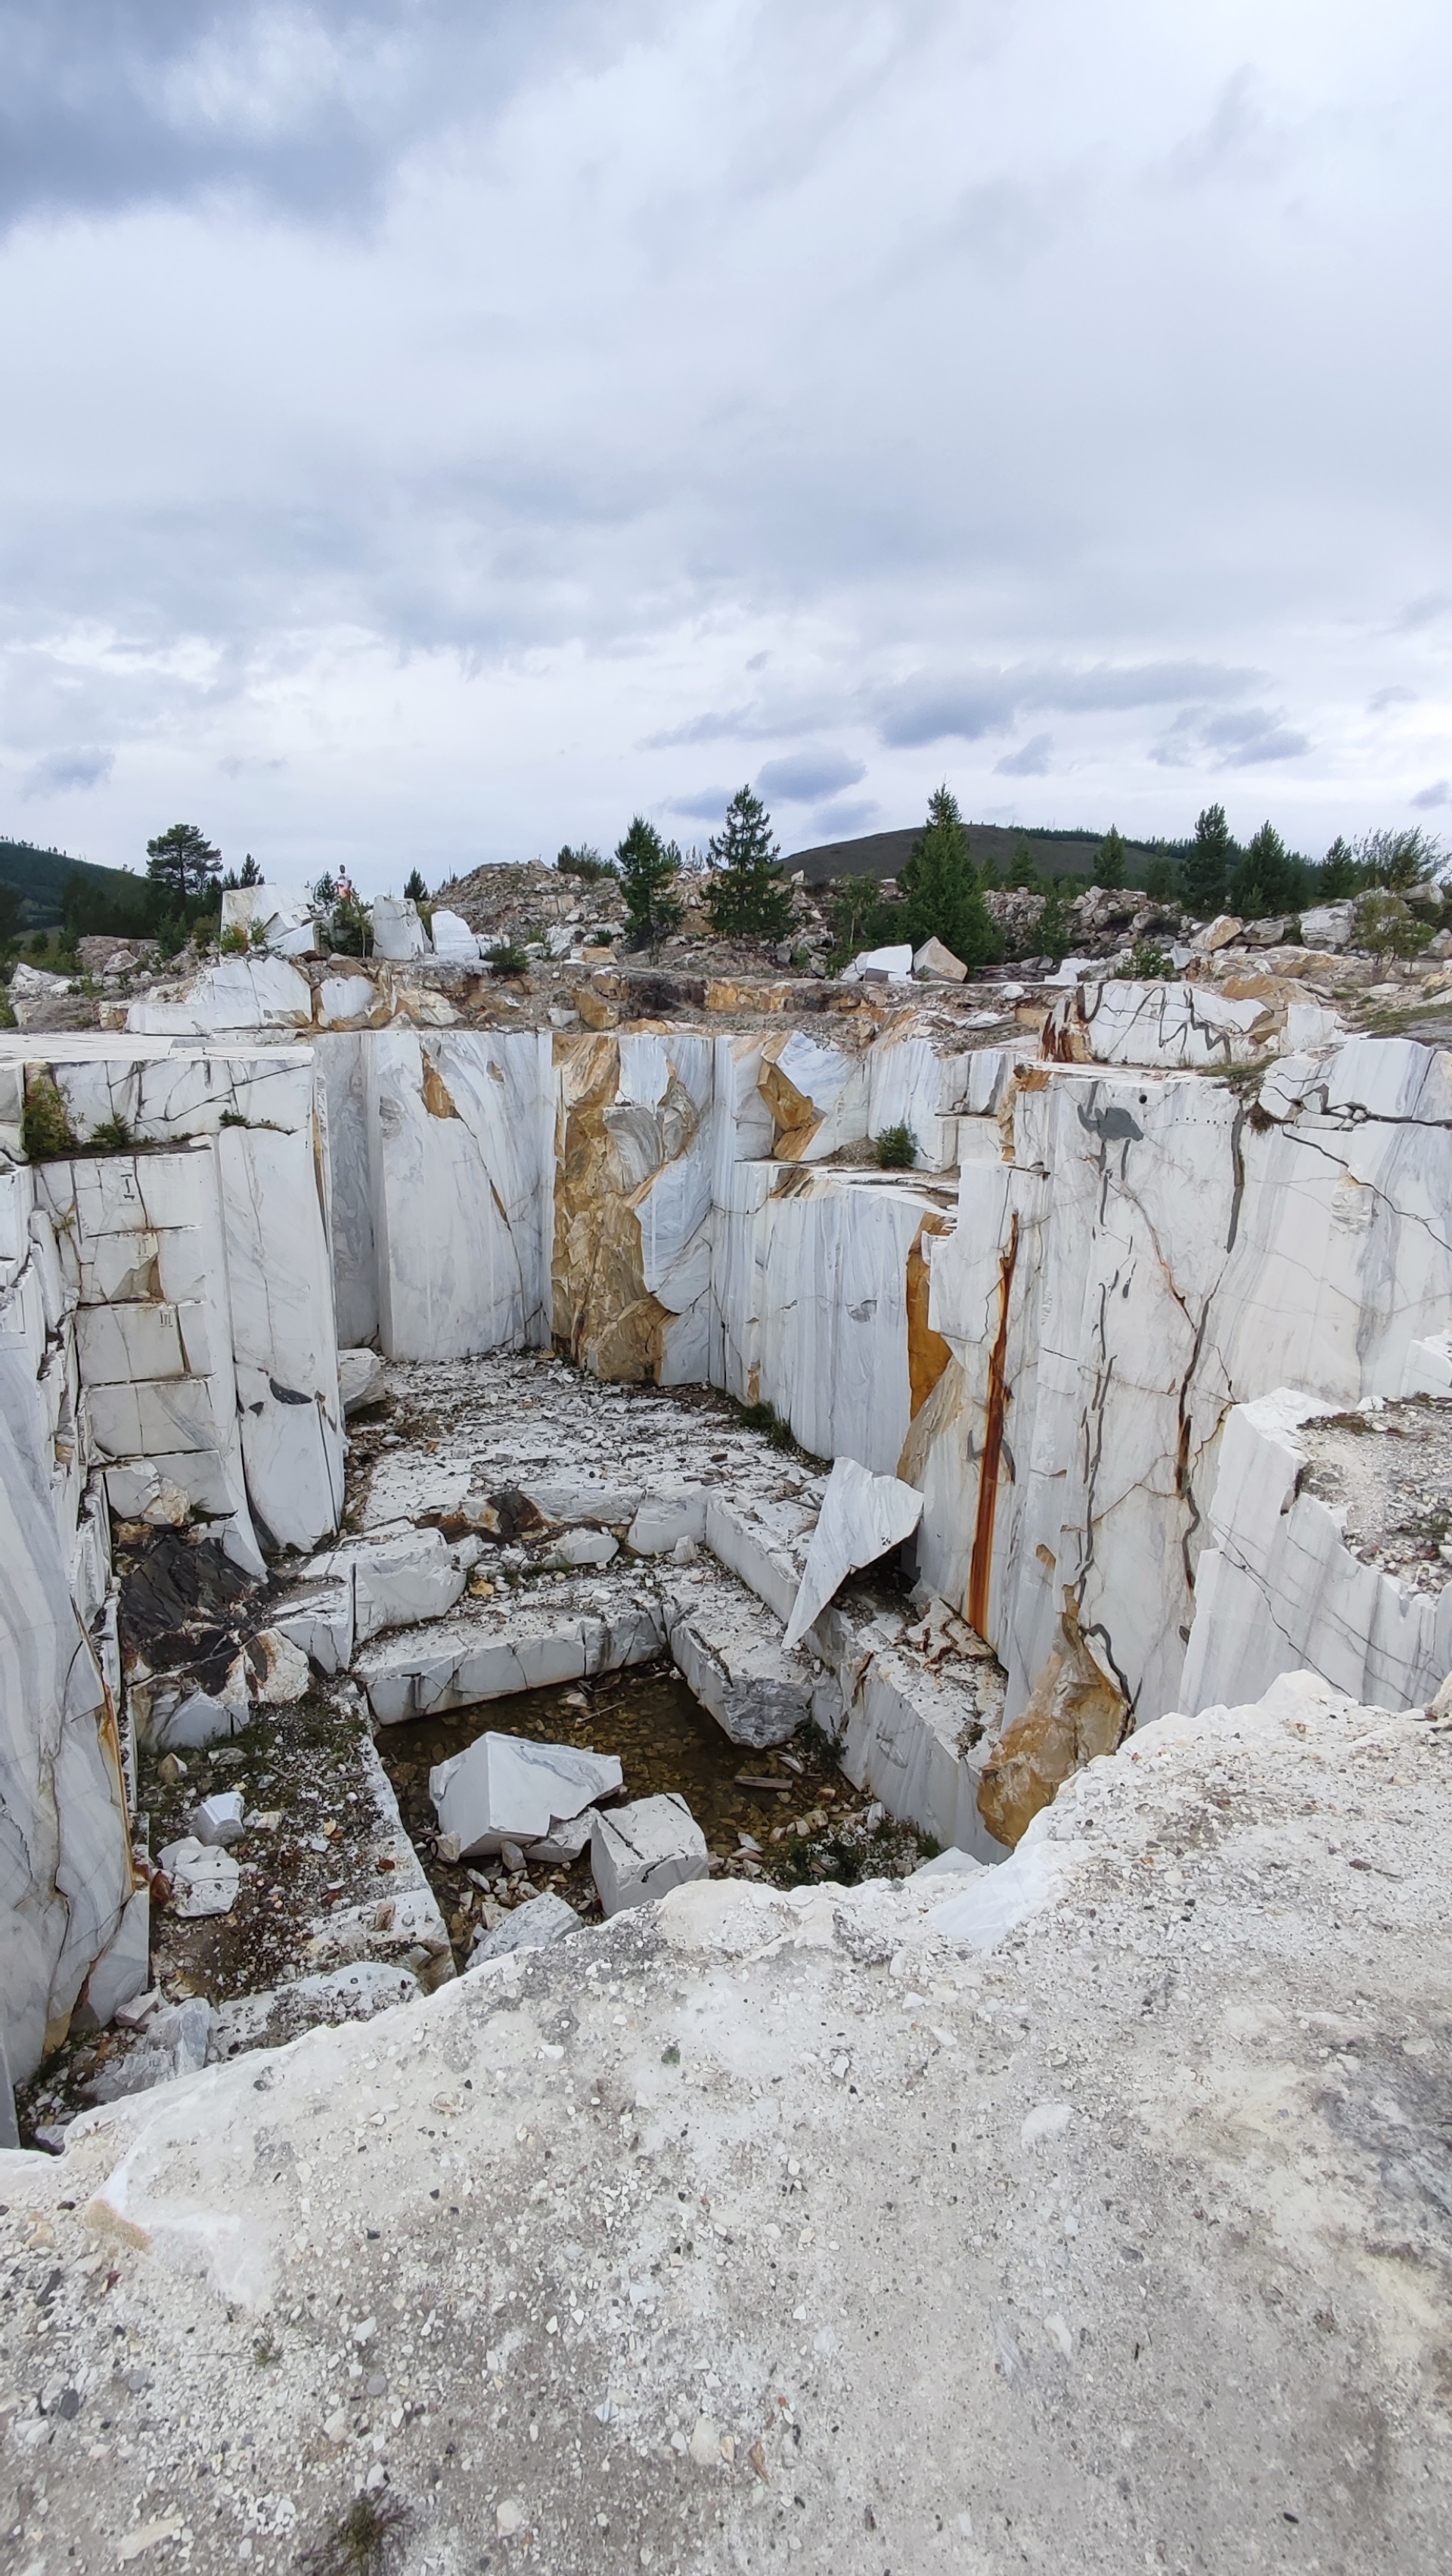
[1128, 940, 1176, 980]
[1354, 891, 1435, 961]
[89, 1115, 135, 1152]
[486, 941, 529, 977]
[875, 1123, 917, 1169]
[220, 924, 249, 955]
[557, 845, 617, 884]
[21, 1072, 77, 1161]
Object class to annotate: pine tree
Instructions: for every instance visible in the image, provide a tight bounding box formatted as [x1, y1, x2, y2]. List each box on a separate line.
[1142, 853, 1181, 902]
[1181, 804, 1234, 916]
[1097, 825, 1127, 890]
[1316, 837, 1358, 901]
[705, 788, 793, 942]
[1230, 822, 1309, 921]
[1036, 877, 1072, 963]
[895, 786, 1001, 970]
[404, 868, 428, 904]
[1004, 835, 1038, 890]
[145, 823, 222, 910]
[615, 817, 684, 949]
[239, 854, 262, 886]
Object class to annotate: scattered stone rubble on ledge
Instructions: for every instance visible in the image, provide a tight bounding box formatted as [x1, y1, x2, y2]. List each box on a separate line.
[2, 1672, 1449, 2572]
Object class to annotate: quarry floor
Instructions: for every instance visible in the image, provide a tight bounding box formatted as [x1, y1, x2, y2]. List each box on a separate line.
[2, 1673, 1450, 2574]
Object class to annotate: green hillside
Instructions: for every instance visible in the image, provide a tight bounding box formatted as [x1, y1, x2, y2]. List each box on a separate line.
[789, 822, 1171, 888]
[0, 838, 149, 931]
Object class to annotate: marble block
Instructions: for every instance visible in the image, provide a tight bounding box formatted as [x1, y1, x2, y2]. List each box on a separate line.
[371, 896, 430, 960]
[591, 1793, 709, 1917]
[430, 1731, 622, 1858]
[662, 1569, 823, 1747]
[468, 1892, 581, 1963]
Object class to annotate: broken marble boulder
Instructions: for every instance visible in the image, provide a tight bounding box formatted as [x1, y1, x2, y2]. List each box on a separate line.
[591, 1793, 709, 1917]
[548, 1528, 619, 1569]
[467, 1891, 582, 1964]
[157, 1837, 241, 1918]
[430, 1731, 623, 1860]
[843, 943, 914, 984]
[337, 1347, 388, 1413]
[244, 1627, 310, 1705]
[186, 1790, 245, 1847]
[782, 1455, 924, 1651]
[84, 1998, 217, 2103]
[913, 936, 967, 982]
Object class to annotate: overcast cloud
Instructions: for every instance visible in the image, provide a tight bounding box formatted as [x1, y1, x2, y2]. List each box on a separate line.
[0, 0, 1448, 888]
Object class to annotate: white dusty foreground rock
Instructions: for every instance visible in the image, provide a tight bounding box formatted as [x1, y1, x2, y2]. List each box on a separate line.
[2, 1674, 1449, 2571]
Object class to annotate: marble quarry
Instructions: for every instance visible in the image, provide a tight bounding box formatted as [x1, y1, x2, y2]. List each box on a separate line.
[5, 984, 1452, 2133]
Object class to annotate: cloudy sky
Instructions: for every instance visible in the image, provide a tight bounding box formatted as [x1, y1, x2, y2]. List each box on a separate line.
[1, 0, 1448, 892]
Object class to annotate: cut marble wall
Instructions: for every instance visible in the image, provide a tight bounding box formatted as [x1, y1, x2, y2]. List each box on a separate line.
[216, 1120, 344, 1551]
[125, 956, 315, 1037]
[370, 1030, 553, 1362]
[315, 1034, 378, 1348]
[0, 1266, 135, 2088]
[907, 1041, 1452, 1849]
[1043, 978, 1274, 1069]
[1179, 1389, 1452, 1716]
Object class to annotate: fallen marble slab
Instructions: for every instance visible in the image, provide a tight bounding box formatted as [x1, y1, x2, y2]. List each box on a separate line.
[157, 1837, 241, 1918]
[662, 1568, 827, 1748]
[355, 1594, 666, 1723]
[244, 1627, 312, 1704]
[703, 1489, 819, 1624]
[591, 1793, 709, 1916]
[783, 1454, 924, 1650]
[302, 1524, 470, 1648]
[467, 1892, 582, 1964]
[430, 1731, 622, 1858]
[82, 1998, 217, 2104]
[549, 1528, 619, 1568]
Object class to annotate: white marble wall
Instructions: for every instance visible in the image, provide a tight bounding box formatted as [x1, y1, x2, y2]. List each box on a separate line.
[370, 1030, 554, 1361]
[1180, 1390, 1452, 1716]
[913, 1041, 1452, 1741]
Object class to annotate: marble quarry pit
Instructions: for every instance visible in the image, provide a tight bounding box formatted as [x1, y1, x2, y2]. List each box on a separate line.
[2, 963, 1451, 2565]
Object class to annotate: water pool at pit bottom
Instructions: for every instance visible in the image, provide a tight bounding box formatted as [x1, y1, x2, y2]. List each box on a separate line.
[376, 1658, 932, 1967]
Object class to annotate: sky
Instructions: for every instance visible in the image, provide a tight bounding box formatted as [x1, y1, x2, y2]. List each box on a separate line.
[1, 0, 1449, 894]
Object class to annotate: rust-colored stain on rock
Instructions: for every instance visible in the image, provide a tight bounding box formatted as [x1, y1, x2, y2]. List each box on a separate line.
[905, 1214, 952, 1418]
[550, 1031, 697, 1383]
[976, 1609, 1129, 1848]
[420, 1059, 461, 1119]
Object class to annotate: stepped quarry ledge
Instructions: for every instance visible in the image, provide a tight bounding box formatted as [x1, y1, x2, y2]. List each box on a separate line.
[2, 972, 1452, 2568]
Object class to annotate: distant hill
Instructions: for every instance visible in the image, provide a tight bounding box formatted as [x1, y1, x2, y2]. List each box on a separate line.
[787, 823, 1170, 888]
[0, 838, 148, 929]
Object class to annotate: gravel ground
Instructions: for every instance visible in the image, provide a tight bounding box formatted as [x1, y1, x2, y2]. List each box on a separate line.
[1300, 1398, 1452, 1593]
[2, 1669, 1448, 2575]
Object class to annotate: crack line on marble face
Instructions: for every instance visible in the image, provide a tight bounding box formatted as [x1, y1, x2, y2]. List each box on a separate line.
[1267, 1129, 1452, 1260]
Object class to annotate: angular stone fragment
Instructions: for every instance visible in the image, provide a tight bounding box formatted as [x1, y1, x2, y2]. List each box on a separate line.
[783, 1455, 924, 1650]
[549, 1527, 619, 1568]
[468, 1892, 582, 1964]
[591, 1793, 709, 1917]
[371, 895, 430, 959]
[157, 1837, 241, 1917]
[430, 1731, 622, 1858]
[187, 1790, 246, 1847]
[245, 1628, 310, 1704]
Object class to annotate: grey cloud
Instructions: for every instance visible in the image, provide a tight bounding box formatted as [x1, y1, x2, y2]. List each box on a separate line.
[873, 661, 1262, 750]
[1198, 708, 1310, 765]
[1370, 684, 1418, 711]
[666, 786, 736, 824]
[788, 795, 878, 848]
[21, 745, 114, 796]
[755, 749, 865, 802]
[1411, 780, 1450, 809]
[1395, 594, 1450, 632]
[0, 0, 612, 231]
[1162, 67, 1286, 191]
[994, 732, 1055, 777]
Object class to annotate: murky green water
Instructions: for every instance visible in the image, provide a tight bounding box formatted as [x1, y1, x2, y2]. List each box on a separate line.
[375, 1657, 914, 1957]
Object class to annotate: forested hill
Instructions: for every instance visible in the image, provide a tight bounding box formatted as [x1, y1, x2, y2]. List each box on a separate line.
[0, 838, 146, 928]
[788, 822, 1168, 886]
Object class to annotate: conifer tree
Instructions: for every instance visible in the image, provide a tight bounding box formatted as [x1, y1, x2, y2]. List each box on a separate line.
[895, 786, 1002, 970]
[1097, 825, 1127, 889]
[1004, 835, 1038, 890]
[1230, 822, 1308, 921]
[404, 868, 429, 904]
[705, 788, 793, 941]
[144, 823, 221, 910]
[615, 816, 684, 949]
[1181, 803, 1234, 916]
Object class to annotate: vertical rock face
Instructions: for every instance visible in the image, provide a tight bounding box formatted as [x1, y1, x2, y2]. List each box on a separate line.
[912, 1038, 1452, 1843]
[1, 1039, 349, 2085]
[368, 1029, 553, 1361]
